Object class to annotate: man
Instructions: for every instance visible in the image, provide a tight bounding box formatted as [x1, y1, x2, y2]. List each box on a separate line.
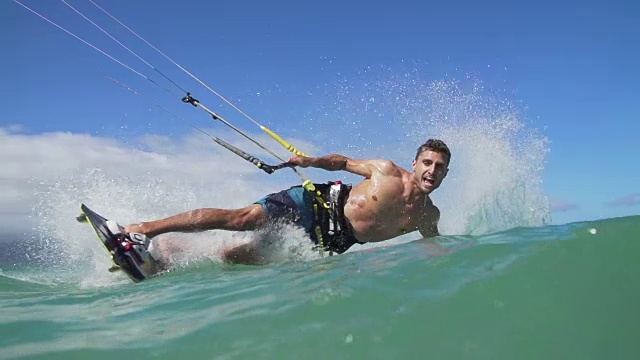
[124, 139, 450, 264]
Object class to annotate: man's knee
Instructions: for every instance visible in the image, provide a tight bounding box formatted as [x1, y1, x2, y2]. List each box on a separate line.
[232, 204, 268, 230]
[223, 242, 268, 265]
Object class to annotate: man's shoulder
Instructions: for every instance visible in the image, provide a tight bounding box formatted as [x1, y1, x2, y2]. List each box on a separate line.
[369, 159, 408, 177]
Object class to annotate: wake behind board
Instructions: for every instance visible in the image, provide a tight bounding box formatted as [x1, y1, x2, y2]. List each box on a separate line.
[77, 204, 160, 283]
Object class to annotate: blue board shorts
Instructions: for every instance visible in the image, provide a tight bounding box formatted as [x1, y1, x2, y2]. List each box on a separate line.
[254, 186, 315, 233]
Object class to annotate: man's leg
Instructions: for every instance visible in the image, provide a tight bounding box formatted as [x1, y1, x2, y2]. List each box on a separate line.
[124, 204, 268, 238]
[222, 242, 270, 265]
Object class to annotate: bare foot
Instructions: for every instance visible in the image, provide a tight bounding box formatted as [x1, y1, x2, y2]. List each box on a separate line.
[124, 223, 148, 236]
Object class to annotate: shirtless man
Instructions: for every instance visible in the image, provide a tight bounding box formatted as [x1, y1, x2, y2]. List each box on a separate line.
[124, 139, 450, 264]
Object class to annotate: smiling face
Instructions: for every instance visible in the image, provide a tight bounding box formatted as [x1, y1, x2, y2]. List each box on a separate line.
[412, 150, 449, 194]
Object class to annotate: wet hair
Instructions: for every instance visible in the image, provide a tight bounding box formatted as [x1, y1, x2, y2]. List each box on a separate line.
[415, 139, 451, 165]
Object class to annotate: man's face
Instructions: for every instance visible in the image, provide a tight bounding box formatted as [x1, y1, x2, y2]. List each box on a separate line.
[412, 150, 449, 194]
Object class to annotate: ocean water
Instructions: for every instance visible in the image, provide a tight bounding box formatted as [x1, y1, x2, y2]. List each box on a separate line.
[1, 216, 639, 359]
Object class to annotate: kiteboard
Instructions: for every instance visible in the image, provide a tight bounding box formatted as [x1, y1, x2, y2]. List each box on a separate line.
[76, 204, 160, 283]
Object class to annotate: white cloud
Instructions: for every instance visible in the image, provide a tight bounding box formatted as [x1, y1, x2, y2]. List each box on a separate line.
[0, 128, 316, 236]
[0, 124, 27, 136]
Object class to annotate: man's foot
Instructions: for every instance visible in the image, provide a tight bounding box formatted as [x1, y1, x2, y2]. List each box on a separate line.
[124, 223, 151, 237]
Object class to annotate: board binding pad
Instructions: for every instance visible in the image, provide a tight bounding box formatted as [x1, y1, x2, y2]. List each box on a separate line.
[77, 204, 159, 282]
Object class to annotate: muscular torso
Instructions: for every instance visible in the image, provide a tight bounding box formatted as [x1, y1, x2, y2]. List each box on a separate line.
[343, 167, 438, 243]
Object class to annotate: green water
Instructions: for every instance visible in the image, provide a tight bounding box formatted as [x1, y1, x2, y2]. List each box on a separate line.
[1, 216, 639, 359]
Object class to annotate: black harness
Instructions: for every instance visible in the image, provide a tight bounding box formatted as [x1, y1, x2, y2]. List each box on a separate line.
[310, 181, 365, 255]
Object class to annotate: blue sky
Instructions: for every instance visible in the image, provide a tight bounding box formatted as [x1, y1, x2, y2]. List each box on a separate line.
[2, 0, 639, 227]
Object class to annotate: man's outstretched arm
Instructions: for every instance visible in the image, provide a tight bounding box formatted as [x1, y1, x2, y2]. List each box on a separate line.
[289, 154, 397, 179]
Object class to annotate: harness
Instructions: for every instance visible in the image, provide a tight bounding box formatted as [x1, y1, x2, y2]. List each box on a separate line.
[310, 181, 364, 256]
